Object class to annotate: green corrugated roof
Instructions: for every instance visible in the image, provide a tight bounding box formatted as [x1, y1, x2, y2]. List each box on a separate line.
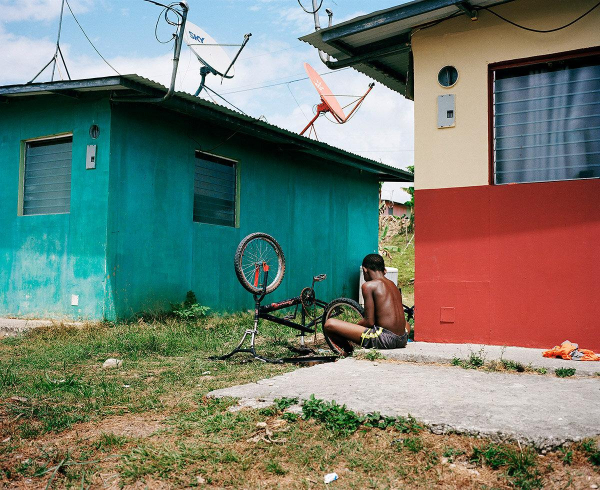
[0, 75, 413, 182]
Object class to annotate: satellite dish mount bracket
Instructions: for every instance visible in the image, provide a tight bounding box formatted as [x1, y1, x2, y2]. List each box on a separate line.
[300, 99, 331, 136]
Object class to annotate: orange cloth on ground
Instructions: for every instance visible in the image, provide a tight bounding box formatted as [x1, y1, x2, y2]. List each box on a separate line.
[543, 341, 600, 361]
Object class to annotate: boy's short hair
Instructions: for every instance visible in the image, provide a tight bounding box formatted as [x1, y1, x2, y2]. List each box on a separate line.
[362, 253, 385, 272]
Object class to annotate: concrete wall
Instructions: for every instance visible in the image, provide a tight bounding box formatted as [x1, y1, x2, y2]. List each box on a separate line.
[412, 0, 600, 190]
[0, 96, 112, 319]
[108, 104, 379, 318]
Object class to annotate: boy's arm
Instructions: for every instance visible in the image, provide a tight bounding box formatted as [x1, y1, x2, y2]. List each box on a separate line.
[359, 282, 376, 328]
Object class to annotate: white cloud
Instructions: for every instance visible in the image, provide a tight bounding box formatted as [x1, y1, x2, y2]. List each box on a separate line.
[0, 0, 92, 22]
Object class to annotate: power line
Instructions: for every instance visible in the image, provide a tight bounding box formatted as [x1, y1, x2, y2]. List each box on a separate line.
[219, 67, 351, 95]
[203, 85, 248, 115]
[287, 83, 310, 121]
[481, 1, 600, 33]
[65, 0, 120, 75]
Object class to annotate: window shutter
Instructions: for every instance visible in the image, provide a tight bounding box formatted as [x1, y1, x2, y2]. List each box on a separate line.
[193, 152, 236, 227]
[23, 136, 72, 215]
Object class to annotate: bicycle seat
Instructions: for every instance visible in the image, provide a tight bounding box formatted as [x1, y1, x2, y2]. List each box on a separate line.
[313, 274, 327, 282]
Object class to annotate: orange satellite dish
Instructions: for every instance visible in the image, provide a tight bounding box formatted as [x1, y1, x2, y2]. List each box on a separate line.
[305, 62, 346, 122]
[300, 62, 375, 137]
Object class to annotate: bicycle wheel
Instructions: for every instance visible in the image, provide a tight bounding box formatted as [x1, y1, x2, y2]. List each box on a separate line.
[322, 298, 365, 355]
[234, 233, 285, 294]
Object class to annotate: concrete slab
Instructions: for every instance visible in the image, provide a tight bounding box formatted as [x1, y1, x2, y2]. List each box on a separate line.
[0, 318, 81, 337]
[209, 358, 600, 449]
[376, 342, 600, 377]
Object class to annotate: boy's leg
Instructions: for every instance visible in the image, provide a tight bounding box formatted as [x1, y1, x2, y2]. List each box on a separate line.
[324, 318, 366, 353]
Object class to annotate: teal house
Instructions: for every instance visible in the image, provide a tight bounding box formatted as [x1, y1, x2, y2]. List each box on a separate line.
[0, 75, 411, 320]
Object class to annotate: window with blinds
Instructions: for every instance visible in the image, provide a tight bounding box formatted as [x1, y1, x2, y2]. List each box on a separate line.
[493, 54, 600, 185]
[193, 151, 237, 227]
[23, 136, 72, 215]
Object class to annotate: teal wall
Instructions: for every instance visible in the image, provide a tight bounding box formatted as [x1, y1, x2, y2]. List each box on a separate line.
[0, 97, 379, 320]
[108, 104, 379, 317]
[0, 96, 112, 319]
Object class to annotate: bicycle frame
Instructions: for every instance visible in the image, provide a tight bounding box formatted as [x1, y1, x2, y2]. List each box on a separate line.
[213, 265, 335, 363]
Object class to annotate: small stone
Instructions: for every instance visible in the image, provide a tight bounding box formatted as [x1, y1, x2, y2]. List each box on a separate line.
[196, 475, 206, 484]
[468, 469, 480, 476]
[449, 463, 456, 468]
[102, 358, 123, 369]
[256, 422, 267, 428]
[441, 457, 448, 464]
[590, 485, 598, 489]
[202, 371, 210, 375]
[10, 396, 28, 403]
[122, 384, 130, 388]
[2, 437, 10, 443]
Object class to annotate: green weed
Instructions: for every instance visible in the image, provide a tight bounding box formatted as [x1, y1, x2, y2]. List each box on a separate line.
[579, 439, 600, 466]
[265, 460, 287, 475]
[171, 291, 210, 320]
[302, 395, 362, 436]
[0, 363, 18, 387]
[398, 436, 423, 453]
[471, 443, 542, 488]
[95, 433, 129, 451]
[443, 447, 465, 462]
[559, 446, 573, 465]
[282, 412, 298, 422]
[274, 397, 298, 411]
[555, 368, 576, 378]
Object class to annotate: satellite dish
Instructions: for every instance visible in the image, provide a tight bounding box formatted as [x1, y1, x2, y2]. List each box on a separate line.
[184, 20, 251, 96]
[305, 62, 345, 122]
[300, 62, 375, 137]
[184, 21, 235, 77]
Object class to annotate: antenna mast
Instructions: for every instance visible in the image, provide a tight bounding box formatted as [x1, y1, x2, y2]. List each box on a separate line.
[28, 0, 70, 84]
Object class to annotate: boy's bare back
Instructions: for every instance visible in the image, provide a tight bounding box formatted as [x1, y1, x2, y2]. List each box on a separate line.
[362, 277, 407, 337]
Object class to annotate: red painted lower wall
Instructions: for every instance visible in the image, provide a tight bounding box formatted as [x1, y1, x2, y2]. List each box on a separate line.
[415, 179, 600, 351]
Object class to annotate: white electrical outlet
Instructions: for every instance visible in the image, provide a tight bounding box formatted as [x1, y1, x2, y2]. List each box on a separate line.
[71, 294, 79, 306]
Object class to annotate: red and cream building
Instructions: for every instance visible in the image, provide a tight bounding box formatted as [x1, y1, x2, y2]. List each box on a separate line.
[302, 0, 600, 349]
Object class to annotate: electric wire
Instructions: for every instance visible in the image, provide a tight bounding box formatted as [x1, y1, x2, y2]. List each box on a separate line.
[219, 67, 351, 95]
[287, 83, 310, 121]
[65, 0, 120, 75]
[481, 1, 600, 33]
[297, 0, 324, 14]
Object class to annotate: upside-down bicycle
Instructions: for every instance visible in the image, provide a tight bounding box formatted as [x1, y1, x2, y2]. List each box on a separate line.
[213, 232, 414, 363]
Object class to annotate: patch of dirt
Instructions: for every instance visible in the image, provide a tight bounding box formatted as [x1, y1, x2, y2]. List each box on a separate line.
[53, 413, 166, 443]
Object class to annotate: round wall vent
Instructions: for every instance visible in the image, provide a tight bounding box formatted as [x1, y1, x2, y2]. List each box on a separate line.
[438, 66, 459, 88]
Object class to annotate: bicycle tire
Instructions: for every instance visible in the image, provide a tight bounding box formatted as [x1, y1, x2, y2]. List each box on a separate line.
[234, 233, 286, 294]
[321, 298, 365, 355]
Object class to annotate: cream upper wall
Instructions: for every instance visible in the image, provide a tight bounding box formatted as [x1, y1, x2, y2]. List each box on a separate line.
[412, 0, 600, 190]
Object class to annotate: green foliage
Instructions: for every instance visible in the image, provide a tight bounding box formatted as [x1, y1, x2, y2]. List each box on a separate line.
[559, 446, 573, 465]
[282, 412, 298, 422]
[555, 368, 576, 378]
[356, 349, 385, 361]
[452, 350, 486, 369]
[0, 363, 18, 387]
[302, 395, 362, 436]
[273, 397, 298, 411]
[470, 443, 542, 489]
[443, 447, 465, 463]
[95, 433, 129, 451]
[398, 436, 423, 453]
[393, 415, 423, 434]
[579, 439, 600, 466]
[301, 396, 421, 437]
[501, 360, 526, 372]
[265, 460, 287, 475]
[171, 291, 210, 320]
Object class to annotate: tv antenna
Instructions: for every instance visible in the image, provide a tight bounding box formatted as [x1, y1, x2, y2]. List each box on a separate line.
[28, 0, 70, 83]
[184, 21, 251, 96]
[300, 63, 374, 137]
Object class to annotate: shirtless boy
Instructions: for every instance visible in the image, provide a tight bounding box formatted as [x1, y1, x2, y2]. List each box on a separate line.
[324, 254, 409, 354]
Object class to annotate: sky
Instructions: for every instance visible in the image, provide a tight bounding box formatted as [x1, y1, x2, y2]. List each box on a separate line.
[0, 0, 414, 197]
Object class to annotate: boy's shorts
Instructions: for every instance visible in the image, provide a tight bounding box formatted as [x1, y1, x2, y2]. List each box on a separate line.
[360, 326, 408, 349]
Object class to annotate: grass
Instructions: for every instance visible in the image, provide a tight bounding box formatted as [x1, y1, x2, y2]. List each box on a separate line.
[450, 350, 551, 376]
[380, 226, 414, 305]
[1, 317, 599, 488]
